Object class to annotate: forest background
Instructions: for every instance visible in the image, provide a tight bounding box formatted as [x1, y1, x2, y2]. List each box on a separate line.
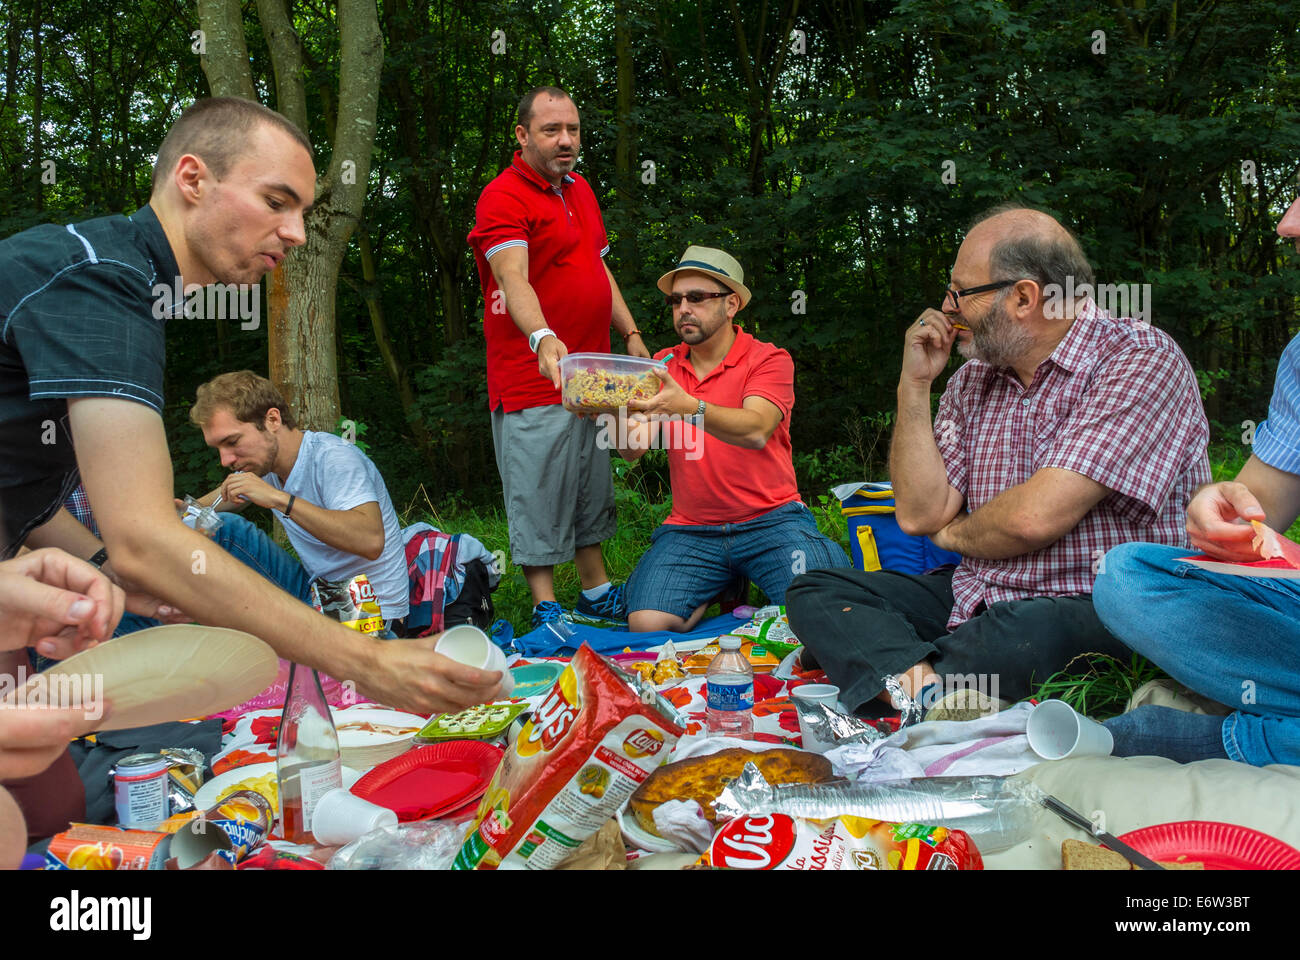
[3, 0, 1299, 641]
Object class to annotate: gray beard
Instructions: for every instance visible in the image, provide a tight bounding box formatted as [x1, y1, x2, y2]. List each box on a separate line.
[957, 298, 1034, 368]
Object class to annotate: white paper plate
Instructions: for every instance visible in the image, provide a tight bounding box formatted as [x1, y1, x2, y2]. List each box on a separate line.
[616, 807, 684, 855]
[194, 761, 362, 816]
[331, 707, 426, 746]
[4, 624, 279, 730]
[330, 706, 425, 769]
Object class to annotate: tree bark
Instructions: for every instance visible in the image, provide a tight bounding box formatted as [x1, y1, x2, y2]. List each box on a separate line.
[199, 0, 383, 434]
[195, 0, 257, 101]
[255, 0, 309, 133]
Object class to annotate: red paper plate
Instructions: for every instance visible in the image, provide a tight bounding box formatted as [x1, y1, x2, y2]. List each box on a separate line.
[350, 741, 502, 822]
[1116, 820, 1300, 870]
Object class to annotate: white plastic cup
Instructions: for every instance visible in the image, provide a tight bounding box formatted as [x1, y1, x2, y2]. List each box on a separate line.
[311, 787, 398, 846]
[792, 683, 842, 754]
[791, 683, 841, 708]
[435, 624, 515, 696]
[1026, 699, 1114, 761]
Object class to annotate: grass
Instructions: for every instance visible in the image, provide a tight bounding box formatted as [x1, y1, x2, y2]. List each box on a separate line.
[1030, 653, 1169, 721]
[397, 456, 854, 636]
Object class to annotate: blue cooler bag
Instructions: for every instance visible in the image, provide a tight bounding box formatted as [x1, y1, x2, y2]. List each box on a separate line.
[835, 481, 961, 574]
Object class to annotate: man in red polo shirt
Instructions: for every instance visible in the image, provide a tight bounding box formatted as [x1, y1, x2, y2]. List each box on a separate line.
[468, 86, 648, 628]
[612, 246, 850, 632]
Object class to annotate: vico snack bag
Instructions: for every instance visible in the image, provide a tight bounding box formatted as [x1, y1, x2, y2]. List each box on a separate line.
[454, 644, 684, 870]
[698, 813, 984, 870]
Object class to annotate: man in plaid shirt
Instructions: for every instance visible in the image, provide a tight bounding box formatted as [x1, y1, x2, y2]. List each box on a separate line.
[1095, 194, 1300, 767]
[787, 205, 1210, 721]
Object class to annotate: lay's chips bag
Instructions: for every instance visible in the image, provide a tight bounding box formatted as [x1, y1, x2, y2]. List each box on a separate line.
[454, 644, 684, 870]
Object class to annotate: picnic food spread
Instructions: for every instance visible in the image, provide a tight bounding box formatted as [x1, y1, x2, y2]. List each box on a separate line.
[38, 615, 1300, 873]
[628, 747, 832, 836]
[559, 353, 663, 413]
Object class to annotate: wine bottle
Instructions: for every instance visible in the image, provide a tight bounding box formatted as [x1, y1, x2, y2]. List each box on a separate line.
[275, 663, 342, 843]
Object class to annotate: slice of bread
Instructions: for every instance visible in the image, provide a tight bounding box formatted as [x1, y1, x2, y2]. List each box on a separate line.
[1061, 838, 1204, 870]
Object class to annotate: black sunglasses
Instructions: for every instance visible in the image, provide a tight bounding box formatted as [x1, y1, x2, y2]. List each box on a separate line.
[665, 290, 732, 308]
[943, 279, 1017, 311]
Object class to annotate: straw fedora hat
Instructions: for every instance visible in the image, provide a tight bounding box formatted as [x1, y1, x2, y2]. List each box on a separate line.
[656, 245, 752, 309]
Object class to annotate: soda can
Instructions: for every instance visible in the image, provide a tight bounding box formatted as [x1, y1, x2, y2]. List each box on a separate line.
[158, 789, 271, 863]
[111, 753, 170, 827]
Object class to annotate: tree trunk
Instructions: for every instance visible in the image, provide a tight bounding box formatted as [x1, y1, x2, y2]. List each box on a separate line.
[195, 0, 257, 101]
[199, 0, 384, 434]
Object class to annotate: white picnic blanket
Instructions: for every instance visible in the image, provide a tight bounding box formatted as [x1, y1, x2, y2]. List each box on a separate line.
[827, 701, 1041, 781]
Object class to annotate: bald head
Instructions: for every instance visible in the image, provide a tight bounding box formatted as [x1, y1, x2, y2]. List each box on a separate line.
[960, 204, 1094, 294]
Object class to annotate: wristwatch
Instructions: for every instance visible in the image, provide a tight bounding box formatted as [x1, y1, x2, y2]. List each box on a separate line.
[87, 547, 109, 569]
[693, 398, 706, 420]
[529, 327, 557, 353]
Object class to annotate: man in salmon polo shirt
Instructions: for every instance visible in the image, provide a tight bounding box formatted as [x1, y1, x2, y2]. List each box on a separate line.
[611, 245, 850, 632]
[468, 86, 648, 629]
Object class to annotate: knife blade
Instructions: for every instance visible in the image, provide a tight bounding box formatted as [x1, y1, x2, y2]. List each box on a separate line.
[1042, 794, 1165, 871]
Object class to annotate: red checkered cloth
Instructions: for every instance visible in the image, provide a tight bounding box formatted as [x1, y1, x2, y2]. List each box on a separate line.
[934, 298, 1210, 629]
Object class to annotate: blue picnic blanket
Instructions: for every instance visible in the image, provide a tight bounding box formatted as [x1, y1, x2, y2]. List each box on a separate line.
[508, 613, 741, 658]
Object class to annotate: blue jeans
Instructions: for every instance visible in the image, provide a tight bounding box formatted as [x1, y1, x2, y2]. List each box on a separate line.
[1093, 542, 1300, 767]
[626, 501, 851, 617]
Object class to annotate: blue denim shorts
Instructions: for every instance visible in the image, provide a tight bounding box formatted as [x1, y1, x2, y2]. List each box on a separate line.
[626, 501, 850, 618]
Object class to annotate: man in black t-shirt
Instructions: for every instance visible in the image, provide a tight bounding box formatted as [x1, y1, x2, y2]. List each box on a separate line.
[0, 98, 503, 717]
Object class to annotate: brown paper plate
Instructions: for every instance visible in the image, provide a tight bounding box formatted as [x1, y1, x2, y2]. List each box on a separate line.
[3, 624, 280, 730]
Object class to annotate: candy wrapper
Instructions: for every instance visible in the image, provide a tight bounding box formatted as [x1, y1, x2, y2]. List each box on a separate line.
[311, 573, 385, 634]
[882, 673, 924, 728]
[728, 606, 801, 660]
[697, 812, 982, 870]
[713, 764, 1042, 853]
[793, 698, 889, 753]
[161, 747, 206, 815]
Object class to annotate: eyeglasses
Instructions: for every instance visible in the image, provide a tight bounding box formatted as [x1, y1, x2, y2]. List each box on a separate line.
[943, 279, 1017, 311]
[665, 290, 732, 308]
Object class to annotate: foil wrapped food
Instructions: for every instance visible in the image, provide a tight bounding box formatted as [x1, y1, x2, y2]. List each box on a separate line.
[713, 764, 1043, 853]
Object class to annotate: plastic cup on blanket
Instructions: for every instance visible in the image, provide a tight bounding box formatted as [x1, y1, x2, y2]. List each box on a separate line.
[311, 787, 398, 846]
[1026, 699, 1114, 761]
[792, 684, 842, 754]
[435, 624, 515, 696]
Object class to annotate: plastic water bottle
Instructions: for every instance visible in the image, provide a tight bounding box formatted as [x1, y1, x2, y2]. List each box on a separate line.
[706, 635, 754, 738]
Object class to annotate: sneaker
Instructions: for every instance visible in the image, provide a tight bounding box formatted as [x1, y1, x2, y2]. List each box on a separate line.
[924, 688, 1011, 723]
[1125, 678, 1231, 717]
[572, 583, 628, 624]
[530, 600, 566, 629]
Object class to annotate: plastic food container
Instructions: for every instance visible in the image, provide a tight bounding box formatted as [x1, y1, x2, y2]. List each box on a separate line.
[559, 353, 664, 413]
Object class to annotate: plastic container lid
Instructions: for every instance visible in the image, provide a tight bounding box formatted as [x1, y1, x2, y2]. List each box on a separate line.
[558, 353, 665, 412]
[719, 636, 742, 650]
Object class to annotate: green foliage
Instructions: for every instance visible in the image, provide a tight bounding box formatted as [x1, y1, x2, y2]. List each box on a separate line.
[1031, 653, 1169, 721]
[2, 0, 1299, 521]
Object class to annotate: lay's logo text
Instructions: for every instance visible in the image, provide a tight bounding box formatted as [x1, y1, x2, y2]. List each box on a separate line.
[523, 681, 577, 753]
[622, 728, 664, 759]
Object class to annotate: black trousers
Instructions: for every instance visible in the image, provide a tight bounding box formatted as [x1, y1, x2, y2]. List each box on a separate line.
[785, 567, 1128, 712]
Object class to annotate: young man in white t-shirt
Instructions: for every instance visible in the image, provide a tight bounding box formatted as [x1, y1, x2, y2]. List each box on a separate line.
[189, 371, 409, 633]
